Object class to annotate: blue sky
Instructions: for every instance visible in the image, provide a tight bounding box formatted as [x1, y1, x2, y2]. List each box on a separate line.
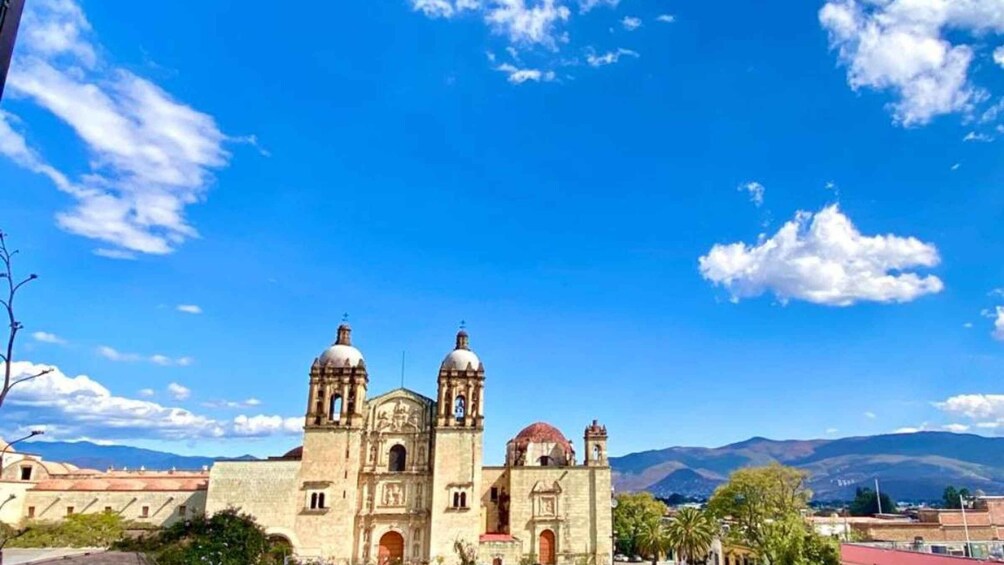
[1, 0, 1004, 462]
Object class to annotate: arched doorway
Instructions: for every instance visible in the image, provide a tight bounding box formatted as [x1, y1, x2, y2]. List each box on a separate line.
[538, 529, 556, 565]
[378, 531, 405, 565]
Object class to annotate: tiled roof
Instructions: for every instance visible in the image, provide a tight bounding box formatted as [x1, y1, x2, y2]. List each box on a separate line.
[513, 422, 571, 449]
[33, 473, 208, 492]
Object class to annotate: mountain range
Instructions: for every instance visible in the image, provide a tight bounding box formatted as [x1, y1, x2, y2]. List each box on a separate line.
[14, 432, 1004, 501]
[611, 432, 1004, 500]
[15, 440, 255, 472]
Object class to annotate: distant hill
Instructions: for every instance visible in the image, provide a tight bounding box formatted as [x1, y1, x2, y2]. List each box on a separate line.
[16, 441, 257, 471]
[611, 432, 1004, 501]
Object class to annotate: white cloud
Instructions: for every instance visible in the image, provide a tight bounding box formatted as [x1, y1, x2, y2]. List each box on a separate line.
[825, 427, 839, 435]
[176, 304, 202, 314]
[232, 414, 302, 437]
[964, 322, 974, 328]
[951, 163, 961, 171]
[698, 204, 943, 306]
[621, 16, 642, 31]
[0, 0, 236, 257]
[656, 14, 676, 23]
[410, 0, 479, 18]
[964, 131, 994, 142]
[138, 388, 155, 397]
[738, 181, 765, 207]
[167, 382, 191, 401]
[32, 331, 66, 345]
[894, 426, 925, 434]
[486, 0, 572, 48]
[994, 307, 1004, 341]
[995, 46, 1004, 68]
[496, 63, 556, 83]
[934, 394, 1004, 432]
[943, 423, 970, 433]
[2, 361, 299, 441]
[864, 411, 877, 419]
[819, 0, 1004, 126]
[98, 346, 192, 366]
[578, 0, 617, 13]
[586, 48, 639, 67]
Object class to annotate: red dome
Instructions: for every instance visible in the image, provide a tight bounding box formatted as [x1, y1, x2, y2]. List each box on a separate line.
[281, 446, 303, 459]
[513, 422, 571, 449]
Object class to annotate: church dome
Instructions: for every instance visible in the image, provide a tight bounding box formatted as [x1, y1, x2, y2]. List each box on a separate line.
[441, 329, 482, 371]
[317, 323, 364, 368]
[514, 422, 571, 449]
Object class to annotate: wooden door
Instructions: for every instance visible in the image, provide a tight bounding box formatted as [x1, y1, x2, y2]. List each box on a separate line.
[539, 529, 556, 565]
[378, 531, 405, 565]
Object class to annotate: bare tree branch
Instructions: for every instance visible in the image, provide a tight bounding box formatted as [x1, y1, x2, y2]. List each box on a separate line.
[0, 231, 41, 413]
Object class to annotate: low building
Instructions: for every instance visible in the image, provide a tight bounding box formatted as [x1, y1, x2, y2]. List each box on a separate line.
[0, 449, 208, 528]
[841, 543, 1002, 563]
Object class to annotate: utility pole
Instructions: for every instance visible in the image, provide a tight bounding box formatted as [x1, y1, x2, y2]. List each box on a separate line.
[961, 495, 972, 557]
[875, 478, 883, 515]
[0, 0, 25, 100]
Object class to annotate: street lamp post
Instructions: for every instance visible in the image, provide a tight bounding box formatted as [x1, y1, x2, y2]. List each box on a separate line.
[0, 430, 44, 473]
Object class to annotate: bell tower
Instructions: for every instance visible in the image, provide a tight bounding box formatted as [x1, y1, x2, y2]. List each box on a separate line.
[296, 322, 369, 558]
[584, 419, 608, 467]
[305, 323, 368, 428]
[429, 327, 485, 563]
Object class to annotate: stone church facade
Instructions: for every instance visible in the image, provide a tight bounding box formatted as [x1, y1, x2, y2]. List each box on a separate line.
[205, 324, 612, 565]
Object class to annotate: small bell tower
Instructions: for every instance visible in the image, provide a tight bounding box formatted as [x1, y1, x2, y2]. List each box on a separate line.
[584, 419, 608, 467]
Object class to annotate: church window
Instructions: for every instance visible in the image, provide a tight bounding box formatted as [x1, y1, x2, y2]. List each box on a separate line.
[309, 491, 326, 510]
[141, 506, 150, 518]
[453, 492, 460, 508]
[389, 444, 407, 472]
[66, 506, 74, 516]
[460, 492, 468, 508]
[454, 395, 466, 423]
[19, 466, 31, 480]
[490, 487, 498, 503]
[330, 394, 343, 421]
[593, 445, 601, 460]
[538, 456, 554, 467]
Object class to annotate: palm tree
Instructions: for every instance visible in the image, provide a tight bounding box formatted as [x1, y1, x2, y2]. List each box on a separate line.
[665, 507, 717, 564]
[636, 517, 670, 565]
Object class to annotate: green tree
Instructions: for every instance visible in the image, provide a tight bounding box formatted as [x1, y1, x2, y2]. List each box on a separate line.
[707, 463, 835, 565]
[942, 486, 972, 509]
[848, 487, 895, 516]
[613, 492, 669, 557]
[635, 518, 670, 565]
[665, 507, 716, 564]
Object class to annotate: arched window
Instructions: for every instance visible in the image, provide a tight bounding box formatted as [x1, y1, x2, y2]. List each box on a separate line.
[460, 492, 467, 508]
[538, 456, 554, 467]
[453, 492, 461, 508]
[592, 445, 601, 459]
[389, 445, 407, 472]
[330, 394, 343, 422]
[318, 492, 325, 508]
[310, 492, 318, 509]
[454, 395, 466, 423]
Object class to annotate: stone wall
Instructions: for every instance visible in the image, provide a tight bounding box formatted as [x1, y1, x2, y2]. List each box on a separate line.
[23, 487, 206, 527]
[505, 465, 611, 565]
[206, 460, 301, 544]
[429, 429, 483, 565]
[0, 480, 32, 524]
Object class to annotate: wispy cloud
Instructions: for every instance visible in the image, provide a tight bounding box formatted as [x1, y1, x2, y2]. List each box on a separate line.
[699, 205, 943, 306]
[620, 16, 641, 31]
[167, 382, 190, 400]
[176, 304, 202, 314]
[496, 63, 556, 84]
[656, 14, 675, 23]
[0, 0, 240, 258]
[32, 331, 66, 345]
[864, 411, 877, 419]
[202, 398, 263, 409]
[98, 346, 193, 366]
[2, 361, 299, 441]
[738, 181, 765, 207]
[586, 48, 639, 67]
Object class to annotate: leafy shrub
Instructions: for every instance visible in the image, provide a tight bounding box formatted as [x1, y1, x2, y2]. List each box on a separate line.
[113, 507, 282, 565]
[7, 511, 125, 548]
